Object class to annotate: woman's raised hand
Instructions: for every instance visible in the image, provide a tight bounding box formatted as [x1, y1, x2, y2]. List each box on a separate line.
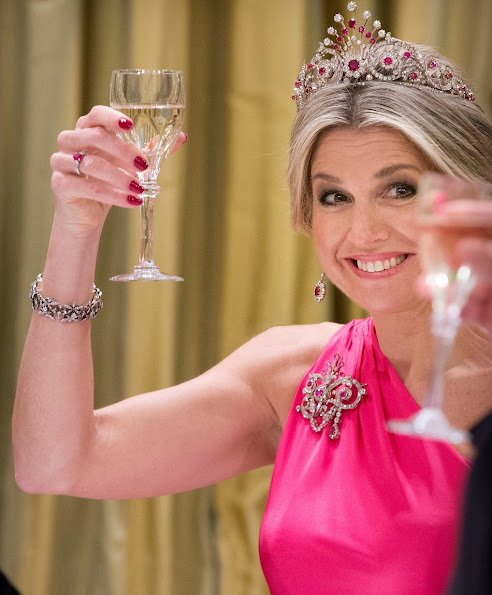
[418, 200, 492, 333]
[50, 105, 187, 237]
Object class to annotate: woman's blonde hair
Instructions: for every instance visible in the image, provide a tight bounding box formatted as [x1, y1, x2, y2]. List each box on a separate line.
[288, 45, 492, 235]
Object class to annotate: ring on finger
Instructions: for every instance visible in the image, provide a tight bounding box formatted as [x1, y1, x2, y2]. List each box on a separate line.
[73, 151, 87, 176]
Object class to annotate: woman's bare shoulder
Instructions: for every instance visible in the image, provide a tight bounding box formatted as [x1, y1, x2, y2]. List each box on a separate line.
[226, 321, 342, 368]
[226, 321, 343, 425]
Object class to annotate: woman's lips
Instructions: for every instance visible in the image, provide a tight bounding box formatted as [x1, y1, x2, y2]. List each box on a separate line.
[346, 253, 414, 277]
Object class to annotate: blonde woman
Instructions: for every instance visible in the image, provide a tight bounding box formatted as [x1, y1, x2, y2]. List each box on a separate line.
[14, 4, 491, 593]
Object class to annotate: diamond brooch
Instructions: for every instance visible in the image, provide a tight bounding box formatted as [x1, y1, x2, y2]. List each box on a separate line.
[296, 354, 366, 439]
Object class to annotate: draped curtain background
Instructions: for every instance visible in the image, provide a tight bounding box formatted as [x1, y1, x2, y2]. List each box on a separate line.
[0, 0, 490, 593]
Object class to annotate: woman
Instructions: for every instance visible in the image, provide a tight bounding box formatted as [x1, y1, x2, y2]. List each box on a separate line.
[13, 4, 491, 593]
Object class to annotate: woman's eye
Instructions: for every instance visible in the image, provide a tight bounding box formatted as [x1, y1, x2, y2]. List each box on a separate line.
[318, 191, 349, 206]
[387, 183, 417, 199]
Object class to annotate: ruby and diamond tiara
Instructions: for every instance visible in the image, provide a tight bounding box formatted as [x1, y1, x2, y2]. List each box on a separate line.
[293, 1, 475, 110]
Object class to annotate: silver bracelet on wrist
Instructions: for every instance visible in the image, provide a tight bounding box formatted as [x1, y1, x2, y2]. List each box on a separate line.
[29, 273, 103, 322]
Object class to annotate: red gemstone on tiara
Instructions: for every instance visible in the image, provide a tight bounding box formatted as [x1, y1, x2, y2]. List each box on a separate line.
[348, 19, 356, 28]
[411, 72, 418, 79]
[348, 59, 360, 71]
[366, 32, 372, 38]
[448, 72, 453, 78]
[295, 81, 300, 87]
[341, 28, 348, 35]
[337, 36, 343, 42]
[319, 67, 326, 75]
[370, 38, 376, 45]
[308, 63, 314, 69]
[384, 57, 393, 65]
[403, 51, 411, 58]
[429, 61, 437, 68]
[333, 44, 339, 50]
[359, 26, 365, 33]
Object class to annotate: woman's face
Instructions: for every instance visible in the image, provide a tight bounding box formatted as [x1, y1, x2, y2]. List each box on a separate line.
[311, 126, 429, 315]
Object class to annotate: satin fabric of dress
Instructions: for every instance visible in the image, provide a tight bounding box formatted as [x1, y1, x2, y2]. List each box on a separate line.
[259, 318, 469, 595]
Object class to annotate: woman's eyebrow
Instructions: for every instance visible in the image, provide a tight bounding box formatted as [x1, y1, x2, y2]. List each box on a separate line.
[311, 173, 342, 183]
[312, 165, 422, 184]
[374, 164, 422, 178]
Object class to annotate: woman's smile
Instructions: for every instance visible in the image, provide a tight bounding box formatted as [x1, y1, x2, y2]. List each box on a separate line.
[346, 252, 414, 277]
[311, 126, 426, 314]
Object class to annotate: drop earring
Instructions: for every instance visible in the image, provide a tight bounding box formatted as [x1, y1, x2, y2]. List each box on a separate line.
[314, 272, 327, 302]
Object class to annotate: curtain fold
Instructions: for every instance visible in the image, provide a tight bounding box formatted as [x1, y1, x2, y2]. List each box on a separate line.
[1, 1, 489, 593]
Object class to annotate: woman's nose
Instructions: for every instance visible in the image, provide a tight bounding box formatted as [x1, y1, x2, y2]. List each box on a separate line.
[346, 205, 391, 247]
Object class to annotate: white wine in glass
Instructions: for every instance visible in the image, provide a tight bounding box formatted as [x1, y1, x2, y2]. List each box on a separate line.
[110, 69, 185, 281]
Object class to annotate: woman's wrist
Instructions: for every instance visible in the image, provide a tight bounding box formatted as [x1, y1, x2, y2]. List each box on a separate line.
[40, 213, 103, 304]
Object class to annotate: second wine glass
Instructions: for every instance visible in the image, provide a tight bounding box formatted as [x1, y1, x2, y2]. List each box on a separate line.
[110, 69, 185, 281]
[387, 174, 492, 444]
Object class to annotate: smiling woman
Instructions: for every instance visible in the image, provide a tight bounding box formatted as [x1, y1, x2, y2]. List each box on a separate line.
[310, 127, 424, 315]
[11, 1, 492, 594]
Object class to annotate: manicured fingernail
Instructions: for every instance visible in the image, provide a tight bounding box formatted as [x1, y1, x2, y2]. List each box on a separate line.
[134, 156, 148, 171]
[433, 191, 447, 213]
[183, 132, 188, 142]
[119, 117, 133, 130]
[127, 195, 143, 206]
[129, 180, 144, 194]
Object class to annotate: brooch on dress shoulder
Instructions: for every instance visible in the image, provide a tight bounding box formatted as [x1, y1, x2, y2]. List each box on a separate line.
[296, 354, 367, 439]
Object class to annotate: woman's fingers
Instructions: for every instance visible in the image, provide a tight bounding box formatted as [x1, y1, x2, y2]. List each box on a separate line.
[51, 167, 143, 210]
[51, 152, 145, 201]
[429, 200, 492, 229]
[460, 238, 492, 332]
[57, 127, 149, 174]
[171, 131, 188, 154]
[417, 237, 492, 332]
[75, 105, 134, 133]
[50, 106, 189, 227]
[77, 107, 188, 151]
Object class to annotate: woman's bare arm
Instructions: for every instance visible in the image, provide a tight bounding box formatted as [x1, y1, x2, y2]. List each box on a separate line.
[13, 105, 338, 499]
[15, 285, 333, 499]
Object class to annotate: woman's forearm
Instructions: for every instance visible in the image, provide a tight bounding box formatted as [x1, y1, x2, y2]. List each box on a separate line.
[13, 216, 102, 493]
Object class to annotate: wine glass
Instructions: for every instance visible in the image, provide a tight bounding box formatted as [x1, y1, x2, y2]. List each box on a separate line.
[387, 174, 492, 443]
[109, 69, 185, 281]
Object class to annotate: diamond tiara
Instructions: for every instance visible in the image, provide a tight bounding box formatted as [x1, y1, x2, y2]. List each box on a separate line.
[292, 1, 475, 110]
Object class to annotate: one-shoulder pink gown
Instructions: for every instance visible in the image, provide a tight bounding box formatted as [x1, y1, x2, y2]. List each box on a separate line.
[260, 318, 469, 594]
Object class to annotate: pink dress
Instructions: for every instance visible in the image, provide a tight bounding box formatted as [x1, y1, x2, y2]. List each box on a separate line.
[259, 318, 469, 594]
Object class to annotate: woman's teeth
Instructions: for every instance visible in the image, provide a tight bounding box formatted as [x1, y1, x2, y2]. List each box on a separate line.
[356, 254, 408, 272]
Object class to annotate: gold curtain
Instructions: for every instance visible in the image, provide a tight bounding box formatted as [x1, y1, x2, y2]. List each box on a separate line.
[0, 0, 489, 593]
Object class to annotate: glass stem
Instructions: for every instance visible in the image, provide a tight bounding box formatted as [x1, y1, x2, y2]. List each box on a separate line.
[424, 265, 475, 410]
[424, 327, 456, 410]
[138, 182, 160, 268]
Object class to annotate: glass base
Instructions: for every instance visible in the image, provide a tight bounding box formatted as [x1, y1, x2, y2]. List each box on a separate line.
[387, 408, 471, 444]
[110, 264, 183, 282]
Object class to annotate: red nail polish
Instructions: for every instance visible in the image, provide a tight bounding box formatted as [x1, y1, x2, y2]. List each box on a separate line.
[119, 118, 133, 130]
[134, 156, 148, 171]
[129, 180, 144, 194]
[127, 195, 143, 206]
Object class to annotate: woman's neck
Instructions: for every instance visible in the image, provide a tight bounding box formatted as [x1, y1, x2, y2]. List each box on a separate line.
[372, 306, 491, 386]
[371, 304, 433, 386]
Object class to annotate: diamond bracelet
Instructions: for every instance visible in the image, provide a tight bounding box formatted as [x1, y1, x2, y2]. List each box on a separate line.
[29, 273, 103, 322]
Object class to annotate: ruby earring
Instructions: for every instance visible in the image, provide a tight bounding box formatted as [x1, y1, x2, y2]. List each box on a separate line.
[314, 272, 327, 302]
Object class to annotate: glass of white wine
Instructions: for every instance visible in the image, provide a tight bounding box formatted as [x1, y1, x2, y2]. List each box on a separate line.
[109, 69, 185, 281]
[387, 174, 492, 443]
